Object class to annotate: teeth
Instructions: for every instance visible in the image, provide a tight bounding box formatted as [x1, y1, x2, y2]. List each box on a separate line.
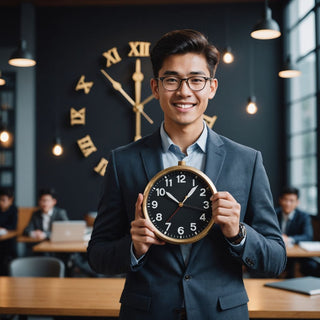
[175, 104, 194, 109]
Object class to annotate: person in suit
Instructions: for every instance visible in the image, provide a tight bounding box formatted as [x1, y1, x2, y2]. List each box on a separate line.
[88, 29, 286, 320]
[276, 186, 315, 277]
[23, 188, 68, 240]
[0, 187, 17, 275]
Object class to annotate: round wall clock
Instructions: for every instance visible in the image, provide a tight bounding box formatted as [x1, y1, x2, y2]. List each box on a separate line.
[70, 41, 218, 177]
[142, 161, 217, 244]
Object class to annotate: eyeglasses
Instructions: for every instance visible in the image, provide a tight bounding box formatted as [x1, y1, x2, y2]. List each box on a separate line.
[157, 76, 213, 92]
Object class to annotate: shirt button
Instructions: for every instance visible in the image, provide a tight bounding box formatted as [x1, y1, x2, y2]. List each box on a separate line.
[184, 275, 191, 281]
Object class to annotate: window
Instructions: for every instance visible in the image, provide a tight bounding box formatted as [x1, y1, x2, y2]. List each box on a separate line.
[285, 0, 318, 215]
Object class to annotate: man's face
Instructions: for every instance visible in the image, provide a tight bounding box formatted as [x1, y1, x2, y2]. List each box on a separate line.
[38, 195, 56, 213]
[151, 53, 217, 130]
[0, 195, 12, 212]
[279, 194, 299, 215]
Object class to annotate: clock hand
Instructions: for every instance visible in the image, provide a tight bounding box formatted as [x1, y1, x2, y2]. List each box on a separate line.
[182, 185, 198, 204]
[183, 204, 204, 211]
[132, 59, 143, 105]
[165, 191, 180, 204]
[141, 94, 154, 106]
[166, 205, 182, 223]
[101, 69, 153, 125]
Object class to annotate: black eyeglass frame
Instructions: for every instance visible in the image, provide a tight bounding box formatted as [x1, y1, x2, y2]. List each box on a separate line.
[156, 76, 213, 92]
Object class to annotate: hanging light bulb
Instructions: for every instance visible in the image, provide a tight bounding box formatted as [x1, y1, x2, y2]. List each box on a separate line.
[8, 40, 36, 67]
[222, 47, 234, 64]
[251, 0, 281, 40]
[0, 129, 10, 143]
[278, 56, 301, 78]
[0, 71, 6, 86]
[246, 96, 258, 115]
[52, 138, 63, 157]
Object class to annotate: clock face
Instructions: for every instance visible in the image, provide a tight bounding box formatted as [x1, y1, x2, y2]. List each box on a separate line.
[143, 164, 217, 244]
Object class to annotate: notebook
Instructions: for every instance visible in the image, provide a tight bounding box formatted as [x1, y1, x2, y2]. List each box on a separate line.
[299, 241, 320, 252]
[265, 276, 320, 295]
[50, 221, 86, 242]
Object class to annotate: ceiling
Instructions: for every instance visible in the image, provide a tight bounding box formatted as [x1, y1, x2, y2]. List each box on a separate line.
[0, 0, 274, 6]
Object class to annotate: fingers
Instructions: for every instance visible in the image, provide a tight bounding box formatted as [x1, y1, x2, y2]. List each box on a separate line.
[210, 191, 241, 238]
[135, 193, 144, 219]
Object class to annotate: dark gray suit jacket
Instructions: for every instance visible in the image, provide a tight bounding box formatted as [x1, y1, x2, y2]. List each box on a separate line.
[23, 207, 68, 239]
[88, 128, 286, 320]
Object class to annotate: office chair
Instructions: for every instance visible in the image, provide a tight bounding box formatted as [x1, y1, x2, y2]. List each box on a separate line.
[9, 256, 65, 277]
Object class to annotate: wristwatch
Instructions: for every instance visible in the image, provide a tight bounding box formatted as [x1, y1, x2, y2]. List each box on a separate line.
[227, 223, 246, 245]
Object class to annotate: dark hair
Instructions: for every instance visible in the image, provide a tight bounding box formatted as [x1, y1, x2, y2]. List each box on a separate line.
[280, 186, 299, 198]
[38, 187, 57, 200]
[0, 187, 14, 198]
[150, 29, 220, 78]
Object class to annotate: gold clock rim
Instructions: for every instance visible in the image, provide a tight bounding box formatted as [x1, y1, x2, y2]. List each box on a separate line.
[142, 163, 217, 245]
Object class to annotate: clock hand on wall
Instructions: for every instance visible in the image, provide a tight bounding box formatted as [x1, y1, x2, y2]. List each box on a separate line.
[100, 59, 154, 141]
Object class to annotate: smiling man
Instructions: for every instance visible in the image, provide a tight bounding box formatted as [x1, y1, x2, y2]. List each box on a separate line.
[88, 29, 286, 320]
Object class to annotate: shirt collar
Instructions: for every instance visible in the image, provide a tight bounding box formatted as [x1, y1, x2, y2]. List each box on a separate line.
[282, 209, 296, 221]
[42, 208, 54, 217]
[160, 121, 207, 154]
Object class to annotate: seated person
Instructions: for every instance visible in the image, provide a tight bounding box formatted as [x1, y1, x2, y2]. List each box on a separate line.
[0, 187, 18, 275]
[276, 186, 314, 277]
[23, 188, 68, 240]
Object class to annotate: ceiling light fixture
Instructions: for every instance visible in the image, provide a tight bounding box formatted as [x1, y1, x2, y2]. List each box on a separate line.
[8, 40, 36, 67]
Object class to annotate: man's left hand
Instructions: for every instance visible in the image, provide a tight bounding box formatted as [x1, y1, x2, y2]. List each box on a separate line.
[211, 191, 241, 238]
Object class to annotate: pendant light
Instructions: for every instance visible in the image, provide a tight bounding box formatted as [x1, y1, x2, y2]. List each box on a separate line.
[246, 96, 258, 115]
[251, 0, 281, 40]
[8, 40, 36, 67]
[52, 137, 64, 157]
[246, 43, 258, 115]
[0, 71, 6, 86]
[222, 46, 234, 64]
[278, 56, 301, 78]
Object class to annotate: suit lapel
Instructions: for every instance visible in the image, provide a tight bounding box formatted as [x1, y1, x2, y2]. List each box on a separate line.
[140, 129, 163, 181]
[189, 129, 226, 265]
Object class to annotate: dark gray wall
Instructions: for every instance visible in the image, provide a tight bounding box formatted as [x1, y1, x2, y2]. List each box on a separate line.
[34, 3, 284, 219]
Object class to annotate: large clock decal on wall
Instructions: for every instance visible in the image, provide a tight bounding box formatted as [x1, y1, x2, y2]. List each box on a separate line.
[70, 40, 218, 177]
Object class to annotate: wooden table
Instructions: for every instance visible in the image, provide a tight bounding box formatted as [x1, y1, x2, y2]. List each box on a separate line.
[32, 240, 88, 253]
[1, 277, 320, 318]
[287, 244, 320, 258]
[0, 230, 17, 241]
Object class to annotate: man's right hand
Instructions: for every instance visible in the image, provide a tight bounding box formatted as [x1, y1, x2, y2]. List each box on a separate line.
[130, 193, 165, 259]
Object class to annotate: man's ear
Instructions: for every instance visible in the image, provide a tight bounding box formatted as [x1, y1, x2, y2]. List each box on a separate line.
[150, 78, 160, 100]
[209, 78, 218, 100]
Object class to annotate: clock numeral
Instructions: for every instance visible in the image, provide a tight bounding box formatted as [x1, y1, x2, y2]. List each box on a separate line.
[203, 201, 210, 209]
[165, 222, 171, 233]
[77, 135, 97, 158]
[200, 213, 206, 221]
[203, 114, 217, 129]
[178, 226, 184, 235]
[103, 47, 122, 68]
[75, 75, 94, 94]
[155, 188, 166, 197]
[151, 200, 158, 209]
[165, 178, 172, 187]
[128, 41, 151, 57]
[190, 222, 197, 232]
[156, 213, 163, 221]
[70, 107, 86, 126]
[176, 174, 186, 183]
[200, 188, 206, 197]
[94, 157, 108, 176]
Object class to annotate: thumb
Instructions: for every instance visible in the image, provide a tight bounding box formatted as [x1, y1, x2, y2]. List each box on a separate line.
[135, 193, 144, 219]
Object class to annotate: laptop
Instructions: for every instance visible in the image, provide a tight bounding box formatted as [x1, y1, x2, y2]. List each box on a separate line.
[50, 221, 86, 242]
[265, 276, 320, 296]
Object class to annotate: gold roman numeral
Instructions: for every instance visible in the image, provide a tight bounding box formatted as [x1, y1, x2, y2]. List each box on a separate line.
[128, 41, 151, 57]
[77, 135, 97, 158]
[75, 75, 94, 94]
[102, 47, 122, 67]
[94, 157, 108, 176]
[70, 107, 86, 126]
[203, 114, 217, 129]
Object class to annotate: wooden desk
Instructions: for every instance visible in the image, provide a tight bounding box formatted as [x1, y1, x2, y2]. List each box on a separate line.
[32, 240, 88, 253]
[16, 235, 42, 243]
[0, 230, 17, 241]
[287, 244, 320, 258]
[0, 277, 320, 318]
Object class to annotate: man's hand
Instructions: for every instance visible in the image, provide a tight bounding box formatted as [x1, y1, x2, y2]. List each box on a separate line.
[211, 192, 241, 238]
[130, 193, 165, 259]
[30, 230, 47, 240]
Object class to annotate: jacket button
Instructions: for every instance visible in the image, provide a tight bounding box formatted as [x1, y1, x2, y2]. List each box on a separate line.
[184, 275, 191, 281]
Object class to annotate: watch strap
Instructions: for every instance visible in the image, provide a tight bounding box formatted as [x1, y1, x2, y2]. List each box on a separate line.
[226, 223, 246, 245]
